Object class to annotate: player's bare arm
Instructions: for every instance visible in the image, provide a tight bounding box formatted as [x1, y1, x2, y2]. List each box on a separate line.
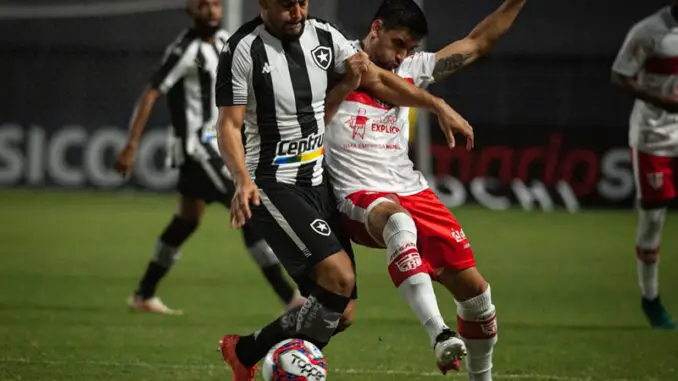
[432, 0, 526, 82]
[114, 86, 162, 177]
[359, 62, 474, 149]
[612, 73, 678, 113]
[216, 105, 260, 228]
[324, 52, 369, 124]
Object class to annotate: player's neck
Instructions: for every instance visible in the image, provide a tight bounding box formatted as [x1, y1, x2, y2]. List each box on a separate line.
[360, 36, 373, 56]
[192, 23, 219, 41]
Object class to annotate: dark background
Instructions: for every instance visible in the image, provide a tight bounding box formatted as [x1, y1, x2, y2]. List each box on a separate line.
[0, 0, 664, 128]
[0, 0, 669, 207]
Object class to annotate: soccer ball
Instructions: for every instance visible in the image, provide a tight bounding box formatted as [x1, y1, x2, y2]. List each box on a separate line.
[261, 339, 328, 381]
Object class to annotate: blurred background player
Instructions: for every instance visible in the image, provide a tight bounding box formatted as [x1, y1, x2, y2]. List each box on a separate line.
[611, 1, 678, 330]
[114, 0, 303, 315]
[324, 0, 525, 378]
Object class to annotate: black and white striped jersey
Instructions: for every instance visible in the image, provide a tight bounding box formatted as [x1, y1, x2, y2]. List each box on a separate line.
[150, 28, 230, 167]
[215, 17, 356, 187]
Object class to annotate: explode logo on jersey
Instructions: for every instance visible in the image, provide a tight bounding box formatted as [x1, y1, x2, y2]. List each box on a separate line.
[311, 46, 333, 71]
[451, 229, 467, 243]
[647, 172, 664, 190]
[346, 108, 369, 140]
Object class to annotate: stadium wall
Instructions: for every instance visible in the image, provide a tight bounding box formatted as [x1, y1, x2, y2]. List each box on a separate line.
[0, 0, 668, 210]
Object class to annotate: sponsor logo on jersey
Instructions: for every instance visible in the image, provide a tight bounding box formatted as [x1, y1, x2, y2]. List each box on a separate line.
[346, 108, 368, 140]
[274, 133, 324, 165]
[371, 122, 400, 135]
[371, 114, 401, 135]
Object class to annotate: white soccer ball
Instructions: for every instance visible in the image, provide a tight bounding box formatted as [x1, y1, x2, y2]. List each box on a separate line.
[261, 339, 328, 381]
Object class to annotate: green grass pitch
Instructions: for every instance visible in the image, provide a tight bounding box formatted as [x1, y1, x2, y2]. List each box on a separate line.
[0, 190, 676, 381]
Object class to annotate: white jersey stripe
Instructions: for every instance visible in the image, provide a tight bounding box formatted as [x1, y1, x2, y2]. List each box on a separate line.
[215, 17, 357, 186]
[151, 28, 229, 167]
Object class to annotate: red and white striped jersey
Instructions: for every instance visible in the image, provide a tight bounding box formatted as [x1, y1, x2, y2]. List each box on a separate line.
[613, 6, 678, 156]
[324, 48, 436, 199]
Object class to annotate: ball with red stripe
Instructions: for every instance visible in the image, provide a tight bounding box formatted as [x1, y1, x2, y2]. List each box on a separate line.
[261, 339, 328, 381]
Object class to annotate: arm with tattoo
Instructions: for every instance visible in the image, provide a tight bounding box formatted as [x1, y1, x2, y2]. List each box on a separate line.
[433, 0, 526, 81]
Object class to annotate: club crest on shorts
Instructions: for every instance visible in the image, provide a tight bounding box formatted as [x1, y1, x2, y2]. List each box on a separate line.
[310, 219, 331, 236]
[311, 46, 332, 70]
[647, 172, 664, 190]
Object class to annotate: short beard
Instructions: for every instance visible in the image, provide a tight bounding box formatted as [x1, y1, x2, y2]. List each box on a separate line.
[278, 18, 306, 42]
[194, 22, 220, 39]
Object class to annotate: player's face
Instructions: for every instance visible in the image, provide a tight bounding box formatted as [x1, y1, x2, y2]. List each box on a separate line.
[190, 0, 222, 28]
[260, 0, 308, 41]
[369, 23, 421, 70]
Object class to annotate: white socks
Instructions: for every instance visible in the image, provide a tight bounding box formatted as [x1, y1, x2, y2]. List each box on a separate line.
[456, 286, 498, 381]
[384, 212, 449, 346]
[636, 208, 665, 300]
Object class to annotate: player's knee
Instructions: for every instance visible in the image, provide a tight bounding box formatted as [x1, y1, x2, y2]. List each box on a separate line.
[366, 201, 408, 243]
[381, 210, 415, 242]
[314, 252, 355, 297]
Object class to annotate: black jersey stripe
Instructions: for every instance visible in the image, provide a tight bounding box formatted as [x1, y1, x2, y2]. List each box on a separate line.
[251, 36, 280, 182]
[283, 39, 319, 187]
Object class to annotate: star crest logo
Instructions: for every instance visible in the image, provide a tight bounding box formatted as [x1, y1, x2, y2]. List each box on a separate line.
[311, 46, 332, 71]
[310, 219, 331, 237]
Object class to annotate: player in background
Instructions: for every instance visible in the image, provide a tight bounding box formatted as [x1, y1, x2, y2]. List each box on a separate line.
[214, 0, 474, 379]
[324, 0, 526, 377]
[114, 0, 304, 315]
[611, 2, 678, 330]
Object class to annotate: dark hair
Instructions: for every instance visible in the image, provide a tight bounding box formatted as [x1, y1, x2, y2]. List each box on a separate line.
[371, 0, 428, 38]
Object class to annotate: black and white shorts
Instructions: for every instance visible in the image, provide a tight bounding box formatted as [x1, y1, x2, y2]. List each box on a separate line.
[177, 157, 235, 205]
[249, 180, 357, 299]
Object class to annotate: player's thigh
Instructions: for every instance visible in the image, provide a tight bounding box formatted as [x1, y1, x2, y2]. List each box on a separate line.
[631, 149, 676, 208]
[253, 183, 346, 280]
[177, 158, 232, 207]
[399, 189, 476, 276]
[338, 191, 400, 248]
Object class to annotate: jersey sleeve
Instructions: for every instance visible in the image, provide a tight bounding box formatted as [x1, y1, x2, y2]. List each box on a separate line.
[612, 22, 654, 78]
[216, 40, 253, 107]
[330, 27, 357, 74]
[398, 51, 437, 88]
[149, 34, 196, 94]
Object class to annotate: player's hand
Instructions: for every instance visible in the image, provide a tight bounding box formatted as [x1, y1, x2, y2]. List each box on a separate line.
[345, 51, 370, 90]
[230, 177, 260, 228]
[436, 101, 474, 150]
[114, 144, 137, 178]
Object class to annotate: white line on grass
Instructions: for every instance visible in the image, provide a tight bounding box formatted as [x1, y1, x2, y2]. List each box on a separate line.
[1, 357, 641, 381]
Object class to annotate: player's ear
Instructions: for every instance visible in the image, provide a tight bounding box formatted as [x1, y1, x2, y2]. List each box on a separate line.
[370, 19, 383, 37]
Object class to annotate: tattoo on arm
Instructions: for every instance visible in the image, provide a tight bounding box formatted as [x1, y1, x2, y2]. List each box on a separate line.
[432, 53, 474, 80]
